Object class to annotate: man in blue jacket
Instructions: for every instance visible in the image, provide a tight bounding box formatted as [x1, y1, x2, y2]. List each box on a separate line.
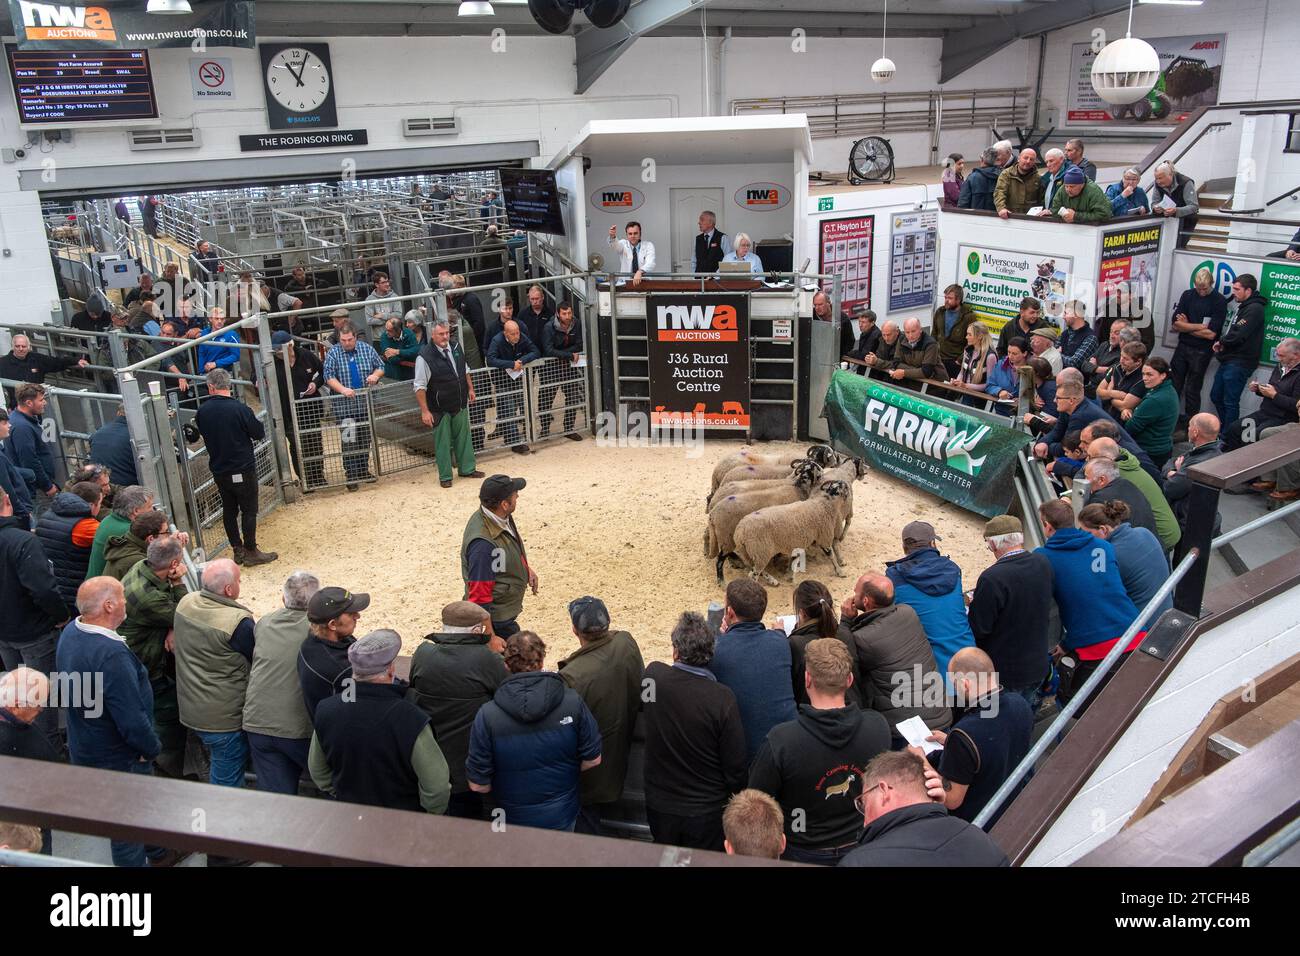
[5, 384, 58, 514]
[538, 301, 586, 441]
[1035, 499, 1140, 714]
[0, 409, 35, 526]
[485, 319, 541, 454]
[885, 521, 974, 676]
[56, 576, 183, 867]
[710, 578, 797, 762]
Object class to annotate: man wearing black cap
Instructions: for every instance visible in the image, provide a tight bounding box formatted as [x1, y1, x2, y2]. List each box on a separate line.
[297, 586, 368, 722]
[558, 596, 644, 835]
[461, 475, 535, 639]
[309, 628, 451, 814]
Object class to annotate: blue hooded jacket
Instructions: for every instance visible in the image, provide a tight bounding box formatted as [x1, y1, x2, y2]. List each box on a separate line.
[1036, 528, 1138, 652]
[1106, 523, 1172, 627]
[885, 548, 974, 675]
[466, 670, 601, 831]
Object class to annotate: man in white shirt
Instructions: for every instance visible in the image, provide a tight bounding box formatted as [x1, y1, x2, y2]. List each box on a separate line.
[608, 222, 655, 287]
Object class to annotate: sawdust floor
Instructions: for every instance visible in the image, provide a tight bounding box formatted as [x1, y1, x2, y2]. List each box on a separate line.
[234, 440, 994, 666]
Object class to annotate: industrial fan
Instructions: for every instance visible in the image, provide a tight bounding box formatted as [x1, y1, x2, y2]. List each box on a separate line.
[847, 136, 895, 185]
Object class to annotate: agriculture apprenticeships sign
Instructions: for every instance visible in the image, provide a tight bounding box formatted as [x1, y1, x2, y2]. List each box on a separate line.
[959, 244, 1072, 335]
[647, 294, 750, 428]
[822, 372, 1032, 517]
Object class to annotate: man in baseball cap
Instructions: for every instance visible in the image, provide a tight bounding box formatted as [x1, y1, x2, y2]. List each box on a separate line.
[968, 514, 1055, 710]
[885, 520, 973, 674]
[461, 475, 535, 638]
[307, 586, 370, 624]
[299, 587, 370, 721]
[309, 628, 452, 814]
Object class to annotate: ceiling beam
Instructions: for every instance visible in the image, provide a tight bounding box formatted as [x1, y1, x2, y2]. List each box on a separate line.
[575, 0, 710, 94]
[939, 0, 1133, 84]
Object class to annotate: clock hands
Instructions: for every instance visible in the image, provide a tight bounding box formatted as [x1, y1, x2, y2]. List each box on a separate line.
[285, 59, 306, 87]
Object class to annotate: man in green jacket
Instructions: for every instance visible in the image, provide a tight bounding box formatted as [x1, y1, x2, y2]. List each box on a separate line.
[102, 510, 171, 581]
[119, 534, 188, 776]
[461, 474, 535, 638]
[1086, 434, 1182, 552]
[929, 286, 978, 377]
[1047, 167, 1112, 225]
[994, 148, 1044, 217]
[377, 316, 421, 382]
[557, 596, 645, 836]
[85, 485, 154, 579]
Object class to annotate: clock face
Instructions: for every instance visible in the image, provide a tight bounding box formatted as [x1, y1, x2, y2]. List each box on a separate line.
[265, 47, 331, 113]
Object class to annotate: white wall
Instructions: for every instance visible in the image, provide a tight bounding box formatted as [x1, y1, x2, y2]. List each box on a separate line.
[1025, 587, 1300, 867]
[1040, 0, 1298, 165]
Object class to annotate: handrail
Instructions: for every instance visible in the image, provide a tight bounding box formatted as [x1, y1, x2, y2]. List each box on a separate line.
[1165, 121, 1232, 171]
[1220, 182, 1300, 216]
[972, 548, 1201, 831]
[1210, 497, 1300, 551]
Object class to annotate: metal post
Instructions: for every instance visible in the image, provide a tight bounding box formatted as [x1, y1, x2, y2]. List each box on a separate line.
[116, 371, 166, 508]
[253, 314, 295, 502]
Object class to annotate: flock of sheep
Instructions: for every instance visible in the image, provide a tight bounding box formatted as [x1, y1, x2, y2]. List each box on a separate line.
[705, 444, 869, 586]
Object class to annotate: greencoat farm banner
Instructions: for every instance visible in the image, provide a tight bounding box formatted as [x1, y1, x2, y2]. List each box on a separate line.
[11, 1, 255, 49]
[823, 371, 1032, 518]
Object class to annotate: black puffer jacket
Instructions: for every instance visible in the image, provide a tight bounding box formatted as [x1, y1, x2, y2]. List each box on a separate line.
[0, 515, 68, 643]
[33, 491, 94, 612]
[838, 803, 1010, 867]
[841, 604, 951, 733]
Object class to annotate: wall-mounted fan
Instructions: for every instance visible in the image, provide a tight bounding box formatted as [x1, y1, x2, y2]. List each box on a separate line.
[847, 136, 895, 185]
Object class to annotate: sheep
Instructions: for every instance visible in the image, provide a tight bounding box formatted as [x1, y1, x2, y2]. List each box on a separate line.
[815, 457, 870, 539]
[707, 459, 823, 511]
[733, 480, 853, 585]
[709, 443, 837, 492]
[705, 466, 822, 581]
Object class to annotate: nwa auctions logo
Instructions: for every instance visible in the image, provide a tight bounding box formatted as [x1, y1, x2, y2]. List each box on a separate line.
[17, 1, 115, 41]
[734, 182, 791, 211]
[656, 303, 738, 342]
[590, 185, 645, 212]
[863, 386, 990, 476]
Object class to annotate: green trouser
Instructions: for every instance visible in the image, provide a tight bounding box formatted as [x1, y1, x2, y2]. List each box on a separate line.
[152, 677, 187, 777]
[433, 407, 476, 482]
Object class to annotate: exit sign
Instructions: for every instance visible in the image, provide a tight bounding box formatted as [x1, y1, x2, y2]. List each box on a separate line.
[818, 197, 834, 211]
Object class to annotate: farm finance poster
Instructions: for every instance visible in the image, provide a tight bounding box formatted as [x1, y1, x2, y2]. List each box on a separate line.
[958, 244, 1073, 336]
[1097, 224, 1161, 336]
[1068, 34, 1225, 125]
[647, 294, 751, 428]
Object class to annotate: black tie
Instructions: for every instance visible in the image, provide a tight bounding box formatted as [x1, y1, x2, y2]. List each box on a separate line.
[442, 347, 454, 367]
[631, 244, 639, 274]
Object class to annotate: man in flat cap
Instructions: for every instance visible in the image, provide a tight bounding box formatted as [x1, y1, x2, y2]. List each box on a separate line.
[407, 601, 507, 819]
[309, 629, 451, 814]
[461, 475, 536, 638]
[966, 515, 1055, 711]
[558, 596, 645, 835]
[884, 521, 974, 676]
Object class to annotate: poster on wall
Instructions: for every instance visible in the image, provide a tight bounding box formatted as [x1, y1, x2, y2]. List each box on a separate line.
[1165, 255, 1300, 362]
[1097, 223, 1161, 337]
[647, 294, 751, 429]
[1067, 34, 1225, 125]
[10, 0, 255, 50]
[889, 211, 938, 312]
[957, 244, 1073, 336]
[819, 216, 873, 315]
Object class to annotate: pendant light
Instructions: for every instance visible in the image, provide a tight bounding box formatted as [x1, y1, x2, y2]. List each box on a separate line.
[1090, 0, 1161, 104]
[870, 0, 895, 84]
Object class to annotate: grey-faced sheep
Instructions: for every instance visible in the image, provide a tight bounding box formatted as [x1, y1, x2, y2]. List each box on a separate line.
[708, 459, 823, 512]
[705, 465, 822, 580]
[709, 443, 837, 492]
[733, 480, 853, 585]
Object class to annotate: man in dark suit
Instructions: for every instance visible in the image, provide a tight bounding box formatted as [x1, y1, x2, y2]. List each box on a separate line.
[690, 211, 729, 273]
[843, 309, 882, 375]
[415, 318, 485, 489]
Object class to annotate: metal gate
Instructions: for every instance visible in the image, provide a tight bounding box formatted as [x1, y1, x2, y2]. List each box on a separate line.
[286, 357, 590, 488]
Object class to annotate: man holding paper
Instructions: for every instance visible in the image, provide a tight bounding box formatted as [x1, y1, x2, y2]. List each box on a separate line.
[538, 301, 586, 442]
[485, 320, 541, 455]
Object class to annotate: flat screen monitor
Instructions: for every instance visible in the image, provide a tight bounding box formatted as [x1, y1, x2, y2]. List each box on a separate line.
[498, 167, 566, 236]
[7, 47, 158, 125]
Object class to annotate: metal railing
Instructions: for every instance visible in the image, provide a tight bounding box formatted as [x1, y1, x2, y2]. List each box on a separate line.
[972, 548, 1201, 831]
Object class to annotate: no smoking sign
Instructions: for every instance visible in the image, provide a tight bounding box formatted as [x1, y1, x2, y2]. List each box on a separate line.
[190, 56, 234, 99]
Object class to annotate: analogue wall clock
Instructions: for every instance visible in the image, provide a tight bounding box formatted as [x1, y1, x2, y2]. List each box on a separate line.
[259, 43, 338, 131]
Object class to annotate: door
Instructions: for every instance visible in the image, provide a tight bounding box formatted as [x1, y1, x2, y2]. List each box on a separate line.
[669, 187, 724, 273]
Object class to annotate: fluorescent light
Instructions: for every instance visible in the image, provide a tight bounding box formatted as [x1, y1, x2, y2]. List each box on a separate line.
[1138, 1, 1204, 6]
[147, 0, 193, 12]
[458, 1, 495, 15]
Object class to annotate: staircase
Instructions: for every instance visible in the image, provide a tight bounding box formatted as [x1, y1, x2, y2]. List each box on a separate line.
[1185, 188, 1233, 254]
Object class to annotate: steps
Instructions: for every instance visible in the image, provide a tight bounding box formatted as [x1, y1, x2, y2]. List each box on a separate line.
[1185, 190, 1232, 254]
